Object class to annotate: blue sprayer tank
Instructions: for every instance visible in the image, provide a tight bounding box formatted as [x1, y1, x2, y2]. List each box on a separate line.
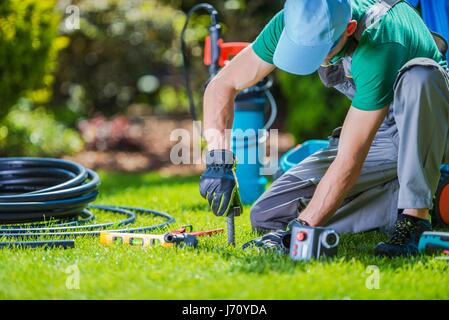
[187, 6, 274, 205]
[231, 89, 268, 205]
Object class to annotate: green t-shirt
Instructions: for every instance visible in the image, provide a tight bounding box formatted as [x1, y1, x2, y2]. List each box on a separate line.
[252, 0, 446, 111]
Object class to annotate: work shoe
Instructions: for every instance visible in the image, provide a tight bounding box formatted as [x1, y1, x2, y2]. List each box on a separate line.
[242, 230, 291, 254]
[374, 213, 432, 257]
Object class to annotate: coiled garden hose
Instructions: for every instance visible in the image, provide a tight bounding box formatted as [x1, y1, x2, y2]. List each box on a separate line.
[0, 158, 175, 246]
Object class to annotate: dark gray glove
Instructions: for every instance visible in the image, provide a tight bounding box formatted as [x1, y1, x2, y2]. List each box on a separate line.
[199, 149, 243, 217]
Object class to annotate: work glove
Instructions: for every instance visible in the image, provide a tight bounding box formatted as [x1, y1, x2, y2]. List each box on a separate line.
[199, 149, 242, 217]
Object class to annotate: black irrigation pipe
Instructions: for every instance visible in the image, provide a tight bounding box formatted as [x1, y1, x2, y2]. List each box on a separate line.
[0, 158, 176, 246]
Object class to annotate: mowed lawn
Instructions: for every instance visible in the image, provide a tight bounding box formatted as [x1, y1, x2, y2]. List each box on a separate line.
[0, 172, 448, 300]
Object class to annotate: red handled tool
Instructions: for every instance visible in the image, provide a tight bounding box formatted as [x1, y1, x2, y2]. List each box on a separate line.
[170, 225, 224, 237]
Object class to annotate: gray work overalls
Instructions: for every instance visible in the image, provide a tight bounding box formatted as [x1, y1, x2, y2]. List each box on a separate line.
[250, 0, 449, 234]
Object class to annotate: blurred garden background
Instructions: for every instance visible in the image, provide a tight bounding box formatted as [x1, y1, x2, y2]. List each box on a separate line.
[0, 0, 350, 172]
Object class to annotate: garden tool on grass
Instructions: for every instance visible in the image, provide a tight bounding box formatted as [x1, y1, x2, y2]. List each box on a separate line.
[170, 225, 224, 237]
[419, 232, 449, 262]
[227, 207, 241, 246]
[100, 231, 198, 248]
[242, 220, 339, 260]
[289, 221, 339, 261]
[100, 226, 225, 248]
[418, 232, 449, 253]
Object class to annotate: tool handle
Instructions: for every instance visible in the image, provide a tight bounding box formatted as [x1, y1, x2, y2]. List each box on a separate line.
[189, 228, 224, 237]
[227, 207, 241, 246]
[164, 233, 198, 248]
[227, 214, 235, 246]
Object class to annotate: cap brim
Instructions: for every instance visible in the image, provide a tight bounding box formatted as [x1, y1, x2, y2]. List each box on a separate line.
[273, 30, 332, 75]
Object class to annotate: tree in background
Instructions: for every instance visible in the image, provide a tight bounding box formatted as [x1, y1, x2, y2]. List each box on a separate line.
[0, 0, 67, 115]
[53, 0, 185, 116]
[0, 0, 83, 156]
[52, 0, 281, 117]
[52, 0, 349, 143]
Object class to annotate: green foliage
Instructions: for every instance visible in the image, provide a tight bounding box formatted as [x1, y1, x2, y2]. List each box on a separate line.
[0, 100, 84, 157]
[277, 71, 350, 142]
[0, 172, 448, 299]
[53, 0, 282, 116]
[54, 0, 187, 115]
[0, 0, 67, 115]
[157, 85, 201, 114]
[0, 0, 71, 157]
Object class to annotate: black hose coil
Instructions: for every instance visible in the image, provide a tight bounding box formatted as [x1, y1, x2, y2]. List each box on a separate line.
[0, 158, 99, 223]
[0, 158, 175, 240]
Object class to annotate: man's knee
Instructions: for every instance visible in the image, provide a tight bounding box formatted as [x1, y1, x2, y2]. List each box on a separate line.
[250, 197, 297, 233]
[395, 63, 441, 93]
[249, 201, 286, 233]
[249, 203, 270, 233]
[393, 61, 448, 119]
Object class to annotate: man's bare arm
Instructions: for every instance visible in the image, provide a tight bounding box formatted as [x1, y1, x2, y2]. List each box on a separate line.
[299, 106, 389, 226]
[203, 46, 275, 150]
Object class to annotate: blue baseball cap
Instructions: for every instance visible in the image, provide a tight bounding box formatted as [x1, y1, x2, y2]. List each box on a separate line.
[273, 0, 352, 75]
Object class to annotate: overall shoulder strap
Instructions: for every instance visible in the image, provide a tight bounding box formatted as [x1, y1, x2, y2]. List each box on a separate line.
[431, 31, 448, 58]
[354, 0, 403, 42]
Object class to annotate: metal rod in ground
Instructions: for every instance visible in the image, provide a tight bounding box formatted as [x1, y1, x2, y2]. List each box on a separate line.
[0, 240, 75, 249]
[227, 213, 235, 246]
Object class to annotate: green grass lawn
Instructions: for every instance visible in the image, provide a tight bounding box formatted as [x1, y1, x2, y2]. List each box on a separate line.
[0, 172, 448, 300]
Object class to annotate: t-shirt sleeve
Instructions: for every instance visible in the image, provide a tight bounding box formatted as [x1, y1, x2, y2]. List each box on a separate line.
[352, 42, 409, 111]
[252, 10, 285, 65]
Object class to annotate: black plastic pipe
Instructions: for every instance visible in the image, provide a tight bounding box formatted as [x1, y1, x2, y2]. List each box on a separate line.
[0, 158, 176, 246]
